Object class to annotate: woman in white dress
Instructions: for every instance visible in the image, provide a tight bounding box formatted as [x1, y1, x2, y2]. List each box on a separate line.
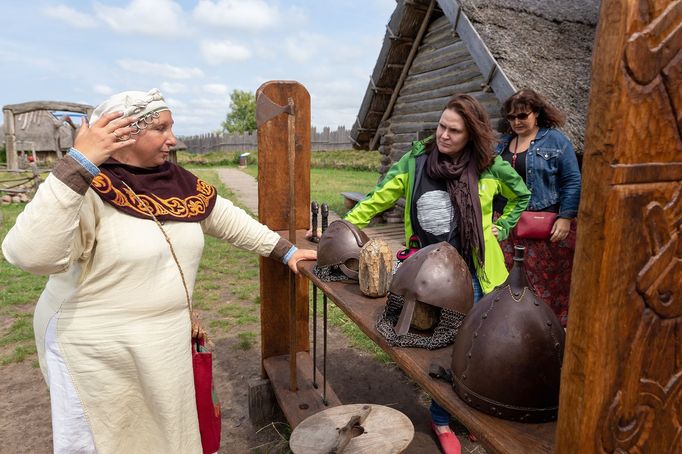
[2, 89, 315, 454]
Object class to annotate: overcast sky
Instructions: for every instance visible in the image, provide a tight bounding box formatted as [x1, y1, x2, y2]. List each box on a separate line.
[0, 0, 396, 136]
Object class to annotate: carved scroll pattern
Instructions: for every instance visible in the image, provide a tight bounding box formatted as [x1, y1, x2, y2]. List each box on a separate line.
[600, 4, 682, 449]
[624, 0, 682, 139]
[600, 187, 682, 453]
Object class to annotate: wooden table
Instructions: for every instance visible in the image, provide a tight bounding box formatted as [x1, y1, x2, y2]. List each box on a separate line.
[299, 261, 556, 454]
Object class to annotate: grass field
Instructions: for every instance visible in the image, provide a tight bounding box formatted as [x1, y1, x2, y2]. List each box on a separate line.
[0, 164, 389, 366]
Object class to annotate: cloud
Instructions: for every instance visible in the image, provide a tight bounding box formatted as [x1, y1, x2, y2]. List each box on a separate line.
[192, 0, 277, 30]
[284, 32, 327, 64]
[43, 5, 98, 29]
[165, 97, 187, 109]
[94, 0, 187, 37]
[200, 40, 251, 64]
[203, 84, 229, 95]
[93, 84, 114, 96]
[160, 82, 187, 94]
[117, 59, 203, 79]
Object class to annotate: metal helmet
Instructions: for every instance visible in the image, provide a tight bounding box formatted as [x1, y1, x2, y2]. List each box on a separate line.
[450, 246, 565, 423]
[317, 220, 370, 280]
[389, 242, 473, 335]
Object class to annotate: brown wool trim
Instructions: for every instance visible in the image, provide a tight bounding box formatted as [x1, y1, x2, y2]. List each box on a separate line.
[52, 155, 96, 195]
[269, 237, 293, 262]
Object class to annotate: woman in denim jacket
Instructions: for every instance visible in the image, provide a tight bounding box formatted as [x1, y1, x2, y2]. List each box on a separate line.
[494, 89, 581, 326]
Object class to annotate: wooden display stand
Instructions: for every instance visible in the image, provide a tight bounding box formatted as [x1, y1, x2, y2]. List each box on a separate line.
[257, 3, 682, 451]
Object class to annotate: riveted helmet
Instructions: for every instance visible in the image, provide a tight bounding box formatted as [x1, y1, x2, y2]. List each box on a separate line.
[317, 220, 370, 280]
[450, 246, 565, 423]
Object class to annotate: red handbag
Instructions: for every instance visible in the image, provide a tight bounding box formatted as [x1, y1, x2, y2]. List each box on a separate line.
[514, 211, 557, 240]
[193, 338, 222, 454]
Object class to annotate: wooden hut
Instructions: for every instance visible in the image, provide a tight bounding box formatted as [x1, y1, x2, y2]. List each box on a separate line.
[3, 101, 93, 169]
[351, 0, 599, 175]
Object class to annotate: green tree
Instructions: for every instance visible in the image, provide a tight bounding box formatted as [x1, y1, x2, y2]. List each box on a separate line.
[222, 89, 256, 133]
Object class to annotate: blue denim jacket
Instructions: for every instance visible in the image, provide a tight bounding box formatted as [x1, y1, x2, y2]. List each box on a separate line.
[496, 128, 581, 218]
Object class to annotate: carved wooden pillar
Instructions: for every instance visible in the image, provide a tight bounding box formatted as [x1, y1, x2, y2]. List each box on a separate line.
[556, 1, 682, 453]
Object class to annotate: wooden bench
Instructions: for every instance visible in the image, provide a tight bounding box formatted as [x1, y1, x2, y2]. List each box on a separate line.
[297, 261, 555, 454]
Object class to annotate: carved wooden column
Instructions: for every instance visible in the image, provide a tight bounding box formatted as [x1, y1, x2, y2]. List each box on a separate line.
[556, 1, 682, 453]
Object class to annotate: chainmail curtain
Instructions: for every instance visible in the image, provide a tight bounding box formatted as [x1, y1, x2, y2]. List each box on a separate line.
[376, 293, 465, 349]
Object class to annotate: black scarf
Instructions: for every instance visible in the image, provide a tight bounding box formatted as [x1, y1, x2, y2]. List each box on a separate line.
[426, 147, 485, 269]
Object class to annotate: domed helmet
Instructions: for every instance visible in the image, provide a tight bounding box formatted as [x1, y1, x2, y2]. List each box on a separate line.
[317, 220, 370, 280]
[450, 246, 565, 423]
[389, 242, 473, 335]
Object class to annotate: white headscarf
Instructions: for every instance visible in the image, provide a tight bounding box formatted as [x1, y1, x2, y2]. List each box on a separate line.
[89, 88, 169, 124]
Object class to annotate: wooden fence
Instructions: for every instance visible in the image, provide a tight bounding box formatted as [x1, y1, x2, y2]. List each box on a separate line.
[180, 126, 352, 153]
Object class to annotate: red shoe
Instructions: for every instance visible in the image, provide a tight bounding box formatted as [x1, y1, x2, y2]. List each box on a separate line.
[431, 422, 461, 454]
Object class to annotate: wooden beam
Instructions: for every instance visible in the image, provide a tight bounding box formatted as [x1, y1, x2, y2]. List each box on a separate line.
[263, 352, 342, 428]
[369, 0, 437, 151]
[3, 109, 17, 170]
[3, 101, 92, 116]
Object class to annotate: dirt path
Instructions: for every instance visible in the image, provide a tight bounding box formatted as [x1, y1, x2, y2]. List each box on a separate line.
[0, 169, 485, 453]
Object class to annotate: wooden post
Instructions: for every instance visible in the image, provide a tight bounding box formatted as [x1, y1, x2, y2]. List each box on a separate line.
[556, 1, 682, 453]
[3, 109, 17, 170]
[257, 81, 311, 363]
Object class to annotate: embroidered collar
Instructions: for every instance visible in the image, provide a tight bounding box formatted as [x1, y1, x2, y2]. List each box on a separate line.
[91, 159, 217, 222]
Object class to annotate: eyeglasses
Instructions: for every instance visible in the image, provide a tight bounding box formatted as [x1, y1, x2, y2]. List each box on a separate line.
[506, 112, 533, 121]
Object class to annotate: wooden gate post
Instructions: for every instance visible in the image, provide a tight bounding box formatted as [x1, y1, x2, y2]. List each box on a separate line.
[3, 108, 18, 170]
[257, 81, 311, 363]
[556, 1, 682, 452]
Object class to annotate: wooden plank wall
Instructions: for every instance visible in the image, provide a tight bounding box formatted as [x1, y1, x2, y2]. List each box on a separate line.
[181, 126, 352, 154]
[378, 14, 502, 174]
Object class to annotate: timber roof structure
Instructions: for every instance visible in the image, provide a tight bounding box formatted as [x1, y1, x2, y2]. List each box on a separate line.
[352, 0, 600, 173]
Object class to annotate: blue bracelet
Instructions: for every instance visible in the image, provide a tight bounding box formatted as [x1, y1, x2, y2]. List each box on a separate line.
[67, 148, 100, 176]
[282, 246, 298, 264]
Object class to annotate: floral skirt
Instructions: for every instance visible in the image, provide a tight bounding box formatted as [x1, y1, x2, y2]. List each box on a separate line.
[500, 220, 577, 327]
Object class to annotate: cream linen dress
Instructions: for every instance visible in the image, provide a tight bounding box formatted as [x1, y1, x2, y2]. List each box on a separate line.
[2, 157, 287, 453]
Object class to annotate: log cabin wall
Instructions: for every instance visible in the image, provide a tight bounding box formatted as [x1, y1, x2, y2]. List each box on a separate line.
[378, 14, 502, 174]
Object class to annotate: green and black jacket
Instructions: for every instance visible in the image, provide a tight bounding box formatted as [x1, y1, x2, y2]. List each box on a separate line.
[345, 138, 530, 293]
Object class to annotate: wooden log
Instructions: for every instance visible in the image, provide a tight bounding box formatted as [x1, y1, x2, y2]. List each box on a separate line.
[358, 239, 393, 298]
[401, 64, 482, 96]
[389, 110, 442, 126]
[394, 79, 488, 108]
[422, 15, 456, 42]
[247, 377, 279, 427]
[410, 42, 470, 74]
[555, 1, 682, 453]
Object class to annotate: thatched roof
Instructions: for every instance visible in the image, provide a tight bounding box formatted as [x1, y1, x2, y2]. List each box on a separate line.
[351, 0, 599, 169]
[458, 0, 600, 152]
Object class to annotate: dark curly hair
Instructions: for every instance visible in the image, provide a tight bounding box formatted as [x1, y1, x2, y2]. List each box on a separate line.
[498, 89, 566, 134]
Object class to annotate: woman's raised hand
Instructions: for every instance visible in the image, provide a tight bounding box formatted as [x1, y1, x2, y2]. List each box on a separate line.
[74, 112, 136, 166]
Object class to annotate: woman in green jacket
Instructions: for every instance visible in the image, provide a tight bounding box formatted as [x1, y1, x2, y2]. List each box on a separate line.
[345, 94, 530, 453]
